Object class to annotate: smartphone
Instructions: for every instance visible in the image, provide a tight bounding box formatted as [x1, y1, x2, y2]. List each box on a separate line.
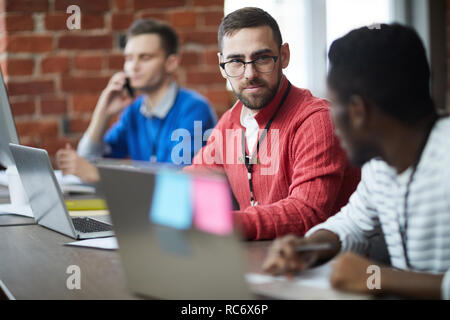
[124, 77, 135, 98]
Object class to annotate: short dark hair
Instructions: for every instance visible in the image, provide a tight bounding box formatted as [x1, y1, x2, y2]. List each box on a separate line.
[218, 7, 282, 52]
[126, 19, 179, 56]
[328, 23, 436, 125]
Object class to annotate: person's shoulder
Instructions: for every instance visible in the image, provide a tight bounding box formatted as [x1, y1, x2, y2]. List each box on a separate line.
[429, 116, 450, 168]
[177, 87, 211, 108]
[285, 84, 330, 125]
[290, 85, 330, 111]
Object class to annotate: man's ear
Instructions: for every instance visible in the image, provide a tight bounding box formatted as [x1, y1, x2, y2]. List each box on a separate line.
[165, 54, 180, 74]
[280, 43, 290, 69]
[218, 52, 227, 79]
[348, 95, 368, 130]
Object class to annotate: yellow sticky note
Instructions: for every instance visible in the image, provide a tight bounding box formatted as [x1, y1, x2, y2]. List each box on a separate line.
[65, 199, 107, 211]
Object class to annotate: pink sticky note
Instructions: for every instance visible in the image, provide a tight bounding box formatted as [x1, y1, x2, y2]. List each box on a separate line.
[192, 177, 233, 236]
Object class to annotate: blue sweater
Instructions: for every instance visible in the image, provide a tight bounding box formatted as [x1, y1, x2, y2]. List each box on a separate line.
[103, 88, 217, 165]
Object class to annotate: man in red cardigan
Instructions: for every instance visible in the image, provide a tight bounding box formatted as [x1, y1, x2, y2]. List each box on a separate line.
[186, 7, 360, 240]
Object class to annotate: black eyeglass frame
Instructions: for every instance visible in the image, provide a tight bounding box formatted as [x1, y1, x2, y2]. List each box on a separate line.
[219, 56, 279, 78]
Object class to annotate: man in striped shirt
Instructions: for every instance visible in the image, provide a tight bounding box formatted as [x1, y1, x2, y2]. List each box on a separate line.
[263, 24, 450, 299]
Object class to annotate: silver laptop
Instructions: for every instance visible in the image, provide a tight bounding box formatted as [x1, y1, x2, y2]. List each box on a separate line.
[98, 164, 253, 300]
[9, 143, 114, 239]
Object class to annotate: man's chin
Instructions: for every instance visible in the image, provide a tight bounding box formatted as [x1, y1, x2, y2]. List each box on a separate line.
[238, 93, 271, 110]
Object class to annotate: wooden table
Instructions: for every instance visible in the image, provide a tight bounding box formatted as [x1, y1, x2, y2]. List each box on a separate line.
[0, 220, 276, 300]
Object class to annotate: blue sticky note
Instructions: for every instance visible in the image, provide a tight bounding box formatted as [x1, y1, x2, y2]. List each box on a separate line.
[150, 171, 192, 230]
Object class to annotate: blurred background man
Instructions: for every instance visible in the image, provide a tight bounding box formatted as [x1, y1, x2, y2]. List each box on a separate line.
[56, 19, 217, 182]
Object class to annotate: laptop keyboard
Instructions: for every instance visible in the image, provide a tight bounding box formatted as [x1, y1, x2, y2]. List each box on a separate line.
[71, 217, 113, 233]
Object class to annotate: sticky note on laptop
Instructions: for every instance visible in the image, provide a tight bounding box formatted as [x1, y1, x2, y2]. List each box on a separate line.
[192, 177, 233, 236]
[150, 171, 192, 230]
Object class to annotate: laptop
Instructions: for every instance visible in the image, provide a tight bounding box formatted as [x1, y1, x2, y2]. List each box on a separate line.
[9, 143, 114, 239]
[98, 164, 254, 300]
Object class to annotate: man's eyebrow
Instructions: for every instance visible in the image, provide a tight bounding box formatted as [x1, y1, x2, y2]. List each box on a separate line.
[224, 48, 274, 60]
[124, 52, 156, 57]
[224, 53, 245, 60]
[251, 48, 273, 57]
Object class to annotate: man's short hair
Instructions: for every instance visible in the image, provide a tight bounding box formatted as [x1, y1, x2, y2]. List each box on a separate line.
[328, 23, 436, 124]
[126, 19, 179, 56]
[218, 7, 282, 52]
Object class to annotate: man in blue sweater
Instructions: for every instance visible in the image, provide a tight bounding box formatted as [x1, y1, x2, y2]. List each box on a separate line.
[56, 19, 217, 182]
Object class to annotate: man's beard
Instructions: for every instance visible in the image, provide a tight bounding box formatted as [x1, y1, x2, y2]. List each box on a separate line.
[233, 69, 282, 110]
[349, 143, 380, 167]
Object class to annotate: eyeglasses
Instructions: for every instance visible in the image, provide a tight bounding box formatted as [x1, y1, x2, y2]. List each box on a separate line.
[219, 55, 278, 78]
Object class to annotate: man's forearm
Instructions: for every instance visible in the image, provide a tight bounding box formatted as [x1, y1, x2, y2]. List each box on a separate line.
[381, 267, 444, 299]
[86, 109, 111, 144]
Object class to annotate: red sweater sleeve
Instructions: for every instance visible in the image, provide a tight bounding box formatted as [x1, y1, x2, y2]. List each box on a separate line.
[234, 110, 349, 240]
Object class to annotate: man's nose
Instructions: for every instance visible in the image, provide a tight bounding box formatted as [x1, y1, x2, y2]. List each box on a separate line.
[243, 62, 258, 80]
[128, 58, 140, 72]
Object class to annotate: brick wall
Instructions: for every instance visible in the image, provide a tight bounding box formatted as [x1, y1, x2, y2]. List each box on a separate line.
[0, 0, 233, 157]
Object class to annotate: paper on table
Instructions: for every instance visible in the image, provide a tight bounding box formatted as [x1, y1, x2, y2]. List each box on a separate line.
[68, 210, 109, 217]
[245, 262, 332, 290]
[192, 177, 233, 236]
[65, 237, 118, 250]
[150, 171, 192, 230]
[0, 170, 95, 194]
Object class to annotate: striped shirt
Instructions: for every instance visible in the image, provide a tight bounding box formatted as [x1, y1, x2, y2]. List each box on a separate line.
[306, 117, 450, 299]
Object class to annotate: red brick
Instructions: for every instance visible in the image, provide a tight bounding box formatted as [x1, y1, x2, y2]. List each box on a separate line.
[10, 100, 36, 116]
[180, 51, 200, 67]
[186, 71, 225, 85]
[46, 13, 104, 30]
[1, 58, 34, 76]
[82, 14, 105, 29]
[0, 36, 6, 52]
[16, 120, 59, 137]
[54, 0, 109, 12]
[203, 89, 234, 105]
[72, 94, 99, 112]
[134, 0, 186, 10]
[111, 13, 134, 30]
[74, 56, 103, 70]
[3, 15, 34, 32]
[169, 11, 197, 28]
[44, 14, 67, 31]
[203, 11, 223, 27]
[58, 35, 113, 50]
[139, 13, 169, 22]
[107, 54, 124, 70]
[113, 0, 133, 11]
[7, 35, 53, 53]
[40, 97, 67, 115]
[69, 118, 90, 133]
[5, 0, 48, 12]
[41, 56, 70, 74]
[61, 76, 109, 93]
[179, 31, 217, 45]
[192, 0, 223, 7]
[41, 137, 74, 157]
[203, 49, 220, 66]
[7, 80, 55, 96]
